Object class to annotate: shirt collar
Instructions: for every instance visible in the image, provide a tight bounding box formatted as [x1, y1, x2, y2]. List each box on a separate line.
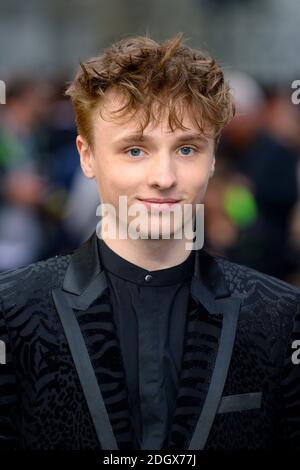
[97, 237, 195, 287]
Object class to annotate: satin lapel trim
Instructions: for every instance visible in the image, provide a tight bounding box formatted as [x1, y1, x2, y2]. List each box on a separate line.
[63, 270, 109, 310]
[188, 295, 241, 450]
[52, 287, 119, 450]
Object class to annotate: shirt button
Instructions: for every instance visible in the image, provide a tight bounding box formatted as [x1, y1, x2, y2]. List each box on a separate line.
[145, 274, 153, 282]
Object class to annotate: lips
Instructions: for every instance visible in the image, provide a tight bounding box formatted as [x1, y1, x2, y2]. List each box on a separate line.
[137, 198, 182, 211]
[138, 198, 180, 203]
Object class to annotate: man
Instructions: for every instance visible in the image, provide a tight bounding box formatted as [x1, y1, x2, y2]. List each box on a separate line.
[0, 34, 300, 450]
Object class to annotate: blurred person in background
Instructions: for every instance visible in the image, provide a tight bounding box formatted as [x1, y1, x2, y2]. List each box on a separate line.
[39, 79, 84, 255]
[0, 77, 52, 270]
[209, 71, 299, 281]
[262, 84, 300, 285]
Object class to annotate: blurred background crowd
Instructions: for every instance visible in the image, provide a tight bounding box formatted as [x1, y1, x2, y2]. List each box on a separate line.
[0, 0, 300, 286]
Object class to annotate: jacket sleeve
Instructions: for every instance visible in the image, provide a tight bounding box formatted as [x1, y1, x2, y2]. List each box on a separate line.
[280, 291, 300, 449]
[0, 299, 19, 449]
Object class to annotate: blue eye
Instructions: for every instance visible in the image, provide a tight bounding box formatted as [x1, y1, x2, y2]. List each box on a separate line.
[179, 146, 194, 156]
[127, 148, 144, 157]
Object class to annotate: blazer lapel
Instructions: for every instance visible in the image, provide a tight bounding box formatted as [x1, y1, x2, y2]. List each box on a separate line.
[52, 233, 135, 450]
[166, 248, 241, 450]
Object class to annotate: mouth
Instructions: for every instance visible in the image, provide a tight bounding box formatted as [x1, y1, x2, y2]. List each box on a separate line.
[138, 198, 181, 203]
[137, 198, 182, 210]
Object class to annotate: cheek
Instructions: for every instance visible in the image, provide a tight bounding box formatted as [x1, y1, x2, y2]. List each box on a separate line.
[94, 159, 136, 199]
[185, 167, 209, 189]
[184, 168, 211, 202]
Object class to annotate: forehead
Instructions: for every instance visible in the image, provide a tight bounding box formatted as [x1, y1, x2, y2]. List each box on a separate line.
[92, 88, 213, 142]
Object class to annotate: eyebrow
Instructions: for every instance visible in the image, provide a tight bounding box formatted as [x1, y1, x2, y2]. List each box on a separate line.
[112, 132, 209, 147]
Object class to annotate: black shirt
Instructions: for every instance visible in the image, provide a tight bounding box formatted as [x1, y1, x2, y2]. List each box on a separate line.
[97, 238, 195, 449]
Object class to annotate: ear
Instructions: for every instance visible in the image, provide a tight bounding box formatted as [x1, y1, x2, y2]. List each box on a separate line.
[76, 135, 95, 179]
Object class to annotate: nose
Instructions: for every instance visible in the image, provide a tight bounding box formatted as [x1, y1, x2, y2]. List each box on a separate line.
[147, 153, 177, 190]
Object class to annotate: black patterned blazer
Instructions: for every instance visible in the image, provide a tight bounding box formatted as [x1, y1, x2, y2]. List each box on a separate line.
[0, 231, 300, 450]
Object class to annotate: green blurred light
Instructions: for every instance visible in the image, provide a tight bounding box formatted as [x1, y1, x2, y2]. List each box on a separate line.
[223, 184, 257, 228]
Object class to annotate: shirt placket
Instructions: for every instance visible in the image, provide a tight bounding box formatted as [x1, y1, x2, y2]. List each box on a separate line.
[137, 286, 168, 449]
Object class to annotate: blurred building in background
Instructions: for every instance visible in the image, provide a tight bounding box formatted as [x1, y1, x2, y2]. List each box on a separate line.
[0, 0, 299, 285]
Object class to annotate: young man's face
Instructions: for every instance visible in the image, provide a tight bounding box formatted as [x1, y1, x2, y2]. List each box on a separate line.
[77, 90, 215, 240]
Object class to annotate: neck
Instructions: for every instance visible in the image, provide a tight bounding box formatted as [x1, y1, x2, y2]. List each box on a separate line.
[99, 230, 193, 271]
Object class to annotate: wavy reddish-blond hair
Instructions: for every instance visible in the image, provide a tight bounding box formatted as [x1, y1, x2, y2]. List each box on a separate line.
[66, 33, 235, 147]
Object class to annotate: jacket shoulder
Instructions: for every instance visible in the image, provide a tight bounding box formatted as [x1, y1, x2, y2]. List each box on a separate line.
[213, 254, 300, 335]
[0, 253, 72, 312]
[214, 254, 300, 299]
